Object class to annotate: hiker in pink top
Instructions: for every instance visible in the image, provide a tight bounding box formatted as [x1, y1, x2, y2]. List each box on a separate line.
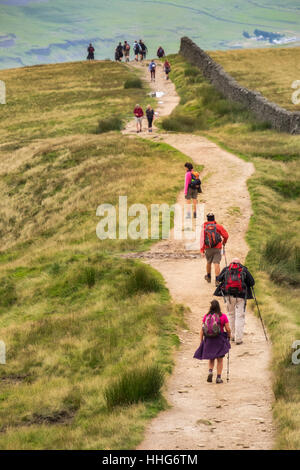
[134, 104, 144, 133]
[194, 300, 231, 384]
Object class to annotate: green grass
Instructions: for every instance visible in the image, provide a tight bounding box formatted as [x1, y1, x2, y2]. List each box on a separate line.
[0, 60, 191, 449]
[104, 365, 164, 409]
[124, 78, 143, 89]
[97, 116, 123, 133]
[167, 51, 300, 449]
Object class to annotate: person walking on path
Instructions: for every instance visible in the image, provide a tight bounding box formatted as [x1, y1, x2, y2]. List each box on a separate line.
[149, 60, 156, 82]
[133, 41, 141, 61]
[157, 46, 165, 59]
[163, 59, 171, 80]
[184, 162, 201, 219]
[87, 43, 95, 60]
[123, 41, 130, 62]
[214, 258, 255, 345]
[134, 104, 144, 133]
[139, 40, 148, 61]
[200, 213, 228, 286]
[146, 105, 155, 132]
[115, 42, 123, 61]
[194, 300, 231, 384]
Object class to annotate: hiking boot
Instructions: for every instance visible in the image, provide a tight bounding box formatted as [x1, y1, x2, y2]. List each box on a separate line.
[207, 372, 213, 383]
[204, 274, 211, 283]
[236, 341, 243, 345]
[216, 377, 223, 384]
[193, 211, 197, 218]
[186, 213, 191, 219]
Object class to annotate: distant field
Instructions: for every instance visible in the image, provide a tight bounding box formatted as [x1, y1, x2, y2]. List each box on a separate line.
[210, 47, 300, 111]
[0, 0, 299, 69]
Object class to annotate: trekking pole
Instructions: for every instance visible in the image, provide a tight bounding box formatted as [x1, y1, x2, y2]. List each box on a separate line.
[251, 287, 268, 342]
[227, 351, 230, 383]
[223, 246, 228, 267]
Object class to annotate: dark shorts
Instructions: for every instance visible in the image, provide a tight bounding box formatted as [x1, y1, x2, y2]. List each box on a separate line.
[185, 187, 198, 200]
[205, 248, 222, 264]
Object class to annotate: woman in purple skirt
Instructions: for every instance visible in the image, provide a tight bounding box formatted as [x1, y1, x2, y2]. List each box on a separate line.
[194, 300, 231, 384]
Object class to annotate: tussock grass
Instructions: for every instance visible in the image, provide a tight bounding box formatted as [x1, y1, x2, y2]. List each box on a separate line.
[97, 116, 123, 133]
[124, 77, 143, 89]
[104, 366, 164, 409]
[124, 265, 163, 296]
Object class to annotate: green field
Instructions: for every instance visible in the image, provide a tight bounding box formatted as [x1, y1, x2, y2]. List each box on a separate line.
[162, 50, 300, 449]
[0, 0, 299, 69]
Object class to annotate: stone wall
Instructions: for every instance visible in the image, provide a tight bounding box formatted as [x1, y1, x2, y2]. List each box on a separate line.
[179, 37, 300, 134]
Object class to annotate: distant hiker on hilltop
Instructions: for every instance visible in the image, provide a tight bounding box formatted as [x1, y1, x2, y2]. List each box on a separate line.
[149, 60, 156, 82]
[146, 104, 155, 133]
[201, 213, 228, 286]
[184, 162, 202, 219]
[87, 43, 95, 60]
[134, 104, 144, 133]
[157, 46, 165, 59]
[123, 41, 130, 62]
[133, 41, 141, 61]
[164, 59, 171, 80]
[194, 300, 231, 384]
[115, 42, 124, 61]
[214, 258, 255, 345]
[139, 40, 148, 61]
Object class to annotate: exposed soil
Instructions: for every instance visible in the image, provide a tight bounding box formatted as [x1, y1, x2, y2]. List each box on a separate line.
[123, 61, 274, 450]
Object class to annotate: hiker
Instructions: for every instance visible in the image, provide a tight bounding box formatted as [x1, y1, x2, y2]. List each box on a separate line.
[146, 105, 155, 132]
[115, 42, 123, 61]
[123, 41, 130, 62]
[157, 46, 165, 59]
[149, 60, 156, 82]
[134, 104, 144, 133]
[139, 40, 148, 61]
[194, 300, 231, 384]
[184, 162, 201, 219]
[163, 59, 171, 80]
[214, 258, 255, 345]
[87, 43, 95, 60]
[133, 41, 140, 61]
[200, 213, 228, 286]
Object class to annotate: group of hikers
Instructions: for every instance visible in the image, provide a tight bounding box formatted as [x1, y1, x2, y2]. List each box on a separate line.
[86, 41, 166, 63]
[183, 162, 258, 383]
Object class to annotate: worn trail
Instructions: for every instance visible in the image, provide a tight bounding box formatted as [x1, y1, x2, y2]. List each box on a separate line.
[123, 61, 274, 450]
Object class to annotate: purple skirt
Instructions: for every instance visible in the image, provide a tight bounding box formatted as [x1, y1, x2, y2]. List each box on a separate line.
[194, 332, 230, 360]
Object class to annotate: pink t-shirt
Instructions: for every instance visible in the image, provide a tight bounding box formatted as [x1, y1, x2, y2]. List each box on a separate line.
[202, 313, 229, 332]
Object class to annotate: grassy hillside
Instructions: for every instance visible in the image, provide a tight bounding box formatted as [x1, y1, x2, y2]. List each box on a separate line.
[210, 47, 300, 111]
[162, 50, 300, 449]
[0, 61, 191, 449]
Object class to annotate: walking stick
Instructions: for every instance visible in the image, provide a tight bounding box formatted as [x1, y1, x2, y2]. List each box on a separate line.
[227, 351, 230, 383]
[251, 287, 268, 342]
[223, 246, 228, 267]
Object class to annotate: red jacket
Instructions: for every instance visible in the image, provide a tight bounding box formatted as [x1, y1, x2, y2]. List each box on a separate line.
[200, 221, 228, 253]
[134, 106, 144, 118]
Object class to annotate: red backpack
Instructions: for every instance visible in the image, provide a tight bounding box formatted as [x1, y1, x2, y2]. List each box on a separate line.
[224, 263, 245, 296]
[203, 313, 221, 338]
[204, 223, 222, 248]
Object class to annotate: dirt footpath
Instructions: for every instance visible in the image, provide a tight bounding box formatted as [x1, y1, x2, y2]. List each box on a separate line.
[123, 61, 274, 450]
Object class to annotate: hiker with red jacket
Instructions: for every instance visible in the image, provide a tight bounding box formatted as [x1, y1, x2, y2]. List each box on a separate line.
[133, 104, 144, 133]
[214, 258, 255, 345]
[200, 213, 228, 285]
[194, 300, 231, 384]
[184, 162, 202, 219]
